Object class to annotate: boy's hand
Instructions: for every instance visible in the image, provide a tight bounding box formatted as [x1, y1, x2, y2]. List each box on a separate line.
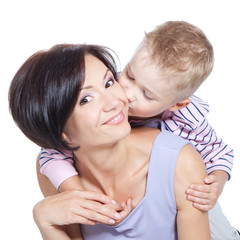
[186, 170, 228, 211]
[34, 190, 132, 227]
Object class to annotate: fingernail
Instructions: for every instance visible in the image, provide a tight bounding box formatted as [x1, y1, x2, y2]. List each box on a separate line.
[120, 202, 126, 208]
[111, 200, 117, 205]
[109, 219, 115, 224]
[114, 213, 121, 219]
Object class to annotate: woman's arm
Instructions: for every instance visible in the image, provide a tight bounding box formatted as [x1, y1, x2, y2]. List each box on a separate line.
[174, 144, 211, 240]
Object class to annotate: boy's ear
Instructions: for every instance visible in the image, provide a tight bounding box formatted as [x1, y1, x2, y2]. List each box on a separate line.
[168, 99, 191, 112]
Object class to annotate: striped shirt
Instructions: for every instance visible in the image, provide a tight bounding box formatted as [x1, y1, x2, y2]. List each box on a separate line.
[39, 95, 234, 189]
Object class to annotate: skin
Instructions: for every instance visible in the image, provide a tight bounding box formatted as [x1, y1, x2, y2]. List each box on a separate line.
[34, 55, 211, 240]
[42, 43, 228, 216]
[118, 44, 229, 211]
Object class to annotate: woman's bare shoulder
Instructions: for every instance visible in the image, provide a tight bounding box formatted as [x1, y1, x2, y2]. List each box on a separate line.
[131, 127, 160, 144]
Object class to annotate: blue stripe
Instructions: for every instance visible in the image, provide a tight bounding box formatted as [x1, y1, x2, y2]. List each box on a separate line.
[194, 122, 209, 140]
[170, 117, 180, 127]
[186, 130, 191, 139]
[206, 164, 232, 172]
[202, 137, 218, 159]
[172, 113, 184, 121]
[178, 110, 195, 125]
[186, 106, 199, 122]
[40, 158, 54, 169]
[163, 120, 174, 132]
[225, 151, 234, 157]
[191, 95, 209, 109]
[179, 127, 184, 136]
[53, 148, 67, 156]
[191, 101, 205, 117]
[199, 118, 206, 128]
[219, 157, 233, 165]
[63, 157, 73, 160]
[209, 145, 227, 162]
[40, 157, 74, 169]
[200, 128, 214, 145]
[201, 144, 213, 155]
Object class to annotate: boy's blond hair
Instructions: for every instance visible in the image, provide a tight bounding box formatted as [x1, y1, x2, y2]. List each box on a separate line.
[144, 21, 214, 100]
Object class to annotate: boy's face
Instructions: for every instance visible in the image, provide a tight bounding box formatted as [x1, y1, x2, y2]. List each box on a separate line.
[118, 45, 176, 118]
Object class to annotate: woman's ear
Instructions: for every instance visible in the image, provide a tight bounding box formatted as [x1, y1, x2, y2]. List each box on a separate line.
[168, 99, 191, 112]
[62, 131, 71, 143]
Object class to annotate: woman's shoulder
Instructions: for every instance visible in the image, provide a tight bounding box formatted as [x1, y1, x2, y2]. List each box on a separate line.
[127, 127, 160, 157]
[130, 127, 160, 143]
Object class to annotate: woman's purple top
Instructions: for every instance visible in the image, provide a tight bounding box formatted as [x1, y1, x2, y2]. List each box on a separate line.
[81, 123, 189, 239]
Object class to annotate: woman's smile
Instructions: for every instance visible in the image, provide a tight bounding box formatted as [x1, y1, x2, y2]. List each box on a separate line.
[104, 111, 125, 125]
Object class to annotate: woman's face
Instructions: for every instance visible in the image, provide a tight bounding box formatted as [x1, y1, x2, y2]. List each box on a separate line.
[63, 54, 131, 149]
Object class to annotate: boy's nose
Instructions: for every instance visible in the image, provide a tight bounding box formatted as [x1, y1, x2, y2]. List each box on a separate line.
[118, 75, 136, 103]
[125, 87, 136, 103]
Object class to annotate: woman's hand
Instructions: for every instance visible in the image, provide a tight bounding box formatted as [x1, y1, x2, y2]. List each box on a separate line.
[33, 190, 132, 227]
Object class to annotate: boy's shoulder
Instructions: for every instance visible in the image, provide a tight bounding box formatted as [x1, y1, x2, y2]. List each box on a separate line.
[161, 95, 210, 131]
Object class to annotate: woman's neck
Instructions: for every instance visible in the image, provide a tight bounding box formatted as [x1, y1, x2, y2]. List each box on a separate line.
[74, 138, 131, 195]
[74, 127, 160, 204]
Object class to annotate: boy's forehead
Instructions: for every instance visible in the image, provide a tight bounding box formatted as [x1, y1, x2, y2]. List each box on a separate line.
[132, 45, 152, 64]
[130, 45, 160, 75]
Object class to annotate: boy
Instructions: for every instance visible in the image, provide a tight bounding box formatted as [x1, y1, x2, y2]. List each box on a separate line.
[39, 21, 238, 239]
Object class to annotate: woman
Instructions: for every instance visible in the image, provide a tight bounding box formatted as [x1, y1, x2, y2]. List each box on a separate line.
[9, 44, 210, 239]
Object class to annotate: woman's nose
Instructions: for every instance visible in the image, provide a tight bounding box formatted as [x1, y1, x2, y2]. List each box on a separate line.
[102, 92, 121, 112]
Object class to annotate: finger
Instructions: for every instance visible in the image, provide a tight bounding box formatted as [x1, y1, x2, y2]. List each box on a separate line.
[127, 198, 132, 212]
[77, 190, 117, 205]
[73, 206, 120, 225]
[118, 199, 132, 219]
[192, 202, 212, 212]
[69, 213, 99, 225]
[186, 188, 210, 199]
[104, 202, 125, 212]
[189, 184, 211, 193]
[77, 199, 122, 221]
[204, 175, 217, 184]
[187, 194, 210, 205]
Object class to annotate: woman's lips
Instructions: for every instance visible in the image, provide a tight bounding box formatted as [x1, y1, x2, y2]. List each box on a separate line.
[104, 111, 125, 125]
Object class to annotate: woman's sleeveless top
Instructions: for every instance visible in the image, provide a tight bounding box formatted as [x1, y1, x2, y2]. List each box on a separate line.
[81, 124, 189, 239]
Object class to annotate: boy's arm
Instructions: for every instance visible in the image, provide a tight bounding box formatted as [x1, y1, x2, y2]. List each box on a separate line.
[40, 148, 79, 191]
[162, 95, 234, 210]
[37, 154, 131, 226]
[175, 144, 211, 240]
[36, 153, 83, 240]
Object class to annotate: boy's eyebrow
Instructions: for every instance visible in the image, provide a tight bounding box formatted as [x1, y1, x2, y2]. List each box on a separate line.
[81, 69, 110, 90]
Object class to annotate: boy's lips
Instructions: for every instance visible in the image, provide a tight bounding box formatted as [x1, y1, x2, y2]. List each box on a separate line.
[104, 111, 125, 125]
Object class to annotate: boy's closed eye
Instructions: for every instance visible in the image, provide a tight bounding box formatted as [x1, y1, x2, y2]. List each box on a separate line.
[125, 68, 154, 101]
[125, 68, 135, 81]
[143, 90, 154, 100]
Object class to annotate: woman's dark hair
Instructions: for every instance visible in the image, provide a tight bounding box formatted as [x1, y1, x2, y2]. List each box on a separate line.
[9, 44, 118, 151]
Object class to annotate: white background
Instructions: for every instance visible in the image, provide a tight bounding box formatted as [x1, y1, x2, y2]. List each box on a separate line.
[1, 0, 239, 239]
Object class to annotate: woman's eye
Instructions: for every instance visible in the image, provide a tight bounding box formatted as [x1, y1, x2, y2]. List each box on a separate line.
[80, 96, 92, 105]
[126, 70, 135, 81]
[105, 78, 115, 88]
